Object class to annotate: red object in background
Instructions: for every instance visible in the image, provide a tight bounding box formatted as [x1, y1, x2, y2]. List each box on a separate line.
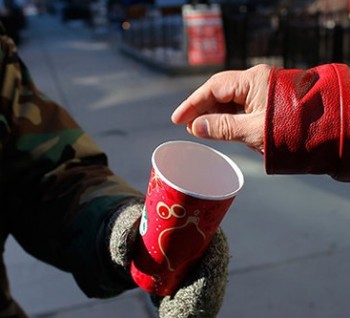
[183, 4, 226, 66]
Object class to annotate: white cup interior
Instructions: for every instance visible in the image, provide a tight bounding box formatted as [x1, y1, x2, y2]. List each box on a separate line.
[152, 141, 244, 200]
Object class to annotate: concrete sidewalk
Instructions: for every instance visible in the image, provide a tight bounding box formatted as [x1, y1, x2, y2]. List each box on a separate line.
[4, 13, 350, 318]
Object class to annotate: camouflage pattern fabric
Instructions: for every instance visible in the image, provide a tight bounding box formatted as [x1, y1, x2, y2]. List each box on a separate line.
[0, 30, 144, 317]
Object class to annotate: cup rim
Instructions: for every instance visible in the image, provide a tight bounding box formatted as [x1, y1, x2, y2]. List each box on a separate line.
[151, 140, 244, 200]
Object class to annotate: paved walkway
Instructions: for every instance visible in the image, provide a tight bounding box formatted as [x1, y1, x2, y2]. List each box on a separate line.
[3, 12, 350, 318]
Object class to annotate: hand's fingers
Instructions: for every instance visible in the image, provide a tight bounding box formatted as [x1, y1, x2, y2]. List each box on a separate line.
[188, 112, 265, 151]
[171, 70, 249, 124]
[172, 64, 272, 125]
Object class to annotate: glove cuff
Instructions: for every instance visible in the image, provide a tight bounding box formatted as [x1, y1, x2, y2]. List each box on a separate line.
[107, 198, 144, 268]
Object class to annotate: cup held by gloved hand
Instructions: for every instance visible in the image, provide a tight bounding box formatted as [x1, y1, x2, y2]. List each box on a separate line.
[130, 140, 244, 296]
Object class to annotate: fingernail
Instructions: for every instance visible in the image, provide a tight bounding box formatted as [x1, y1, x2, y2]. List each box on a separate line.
[186, 125, 193, 135]
[171, 112, 178, 123]
[194, 119, 210, 138]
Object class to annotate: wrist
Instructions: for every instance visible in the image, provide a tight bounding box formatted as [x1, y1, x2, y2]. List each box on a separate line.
[107, 198, 144, 268]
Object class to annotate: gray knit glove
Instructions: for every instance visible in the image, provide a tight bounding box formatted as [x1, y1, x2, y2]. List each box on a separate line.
[108, 200, 230, 318]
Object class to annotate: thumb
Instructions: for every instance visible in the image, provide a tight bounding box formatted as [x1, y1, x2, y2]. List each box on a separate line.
[189, 113, 264, 151]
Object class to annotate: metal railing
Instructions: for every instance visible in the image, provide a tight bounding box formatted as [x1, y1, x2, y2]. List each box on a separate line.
[118, 5, 350, 71]
[222, 8, 350, 69]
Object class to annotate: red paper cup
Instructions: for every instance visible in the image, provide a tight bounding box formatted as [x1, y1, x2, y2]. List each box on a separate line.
[130, 140, 244, 296]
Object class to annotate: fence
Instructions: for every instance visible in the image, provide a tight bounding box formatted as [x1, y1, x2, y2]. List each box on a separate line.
[222, 8, 350, 69]
[118, 5, 350, 72]
[119, 5, 188, 73]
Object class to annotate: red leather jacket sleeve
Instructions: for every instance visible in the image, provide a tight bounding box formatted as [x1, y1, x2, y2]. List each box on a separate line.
[265, 63, 350, 181]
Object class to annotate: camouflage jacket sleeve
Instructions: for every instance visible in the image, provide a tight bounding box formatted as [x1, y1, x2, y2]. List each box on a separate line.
[0, 34, 144, 298]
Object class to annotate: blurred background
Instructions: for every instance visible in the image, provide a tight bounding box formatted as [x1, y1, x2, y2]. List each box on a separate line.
[3, 0, 350, 70]
[2, 1, 350, 318]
